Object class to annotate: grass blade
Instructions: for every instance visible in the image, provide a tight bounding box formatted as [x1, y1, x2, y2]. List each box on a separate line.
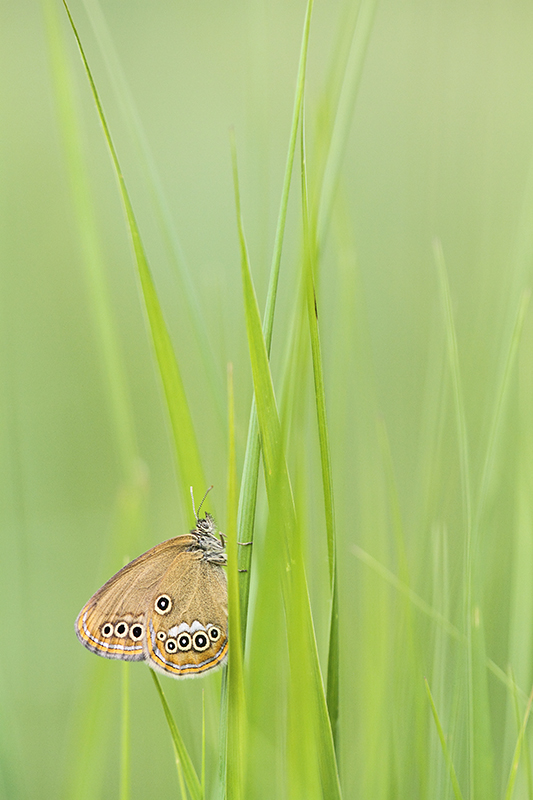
[44, 0, 140, 485]
[62, 0, 205, 512]
[504, 682, 533, 800]
[80, 0, 226, 429]
[201, 692, 206, 799]
[230, 137, 294, 525]
[224, 363, 247, 799]
[433, 241, 473, 587]
[300, 107, 339, 747]
[300, 109, 336, 589]
[119, 664, 130, 800]
[316, 0, 379, 248]
[434, 240, 483, 798]
[473, 290, 530, 536]
[150, 671, 202, 800]
[425, 678, 465, 800]
[236, 0, 315, 638]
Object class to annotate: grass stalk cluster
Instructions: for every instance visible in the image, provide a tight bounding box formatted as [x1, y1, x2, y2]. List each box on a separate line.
[18, 1, 533, 798]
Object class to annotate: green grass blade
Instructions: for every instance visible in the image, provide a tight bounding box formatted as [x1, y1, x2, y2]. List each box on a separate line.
[316, 0, 378, 248]
[305, 605, 343, 800]
[263, 0, 314, 348]
[353, 544, 463, 642]
[236, 0, 314, 638]
[507, 667, 533, 800]
[326, 581, 340, 754]
[300, 108, 339, 747]
[225, 363, 247, 800]
[425, 678, 465, 800]
[286, 532, 323, 798]
[43, 0, 140, 486]
[62, 0, 205, 512]
[79, 0, 226, 429]
[119, 664, 129, 800]
[201, 691, 206, 799]
[472, 291, 529, 799]
[507, 425, 533, 796]
[434, 241, 473, 578]
[244, 509, 287, 797]
[473, 290, 530, 536]
[150, 671, 202, 800]
[300, 110, 336, 588]
[504, 683, 533, 800]
[230, 141, 293, 523]
[434, 240, 480, 798]
[217, 668, 228, 800]
[427, 523, 453, 799]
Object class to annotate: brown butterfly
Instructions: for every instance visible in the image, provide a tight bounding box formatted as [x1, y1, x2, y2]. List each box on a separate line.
[75, 510, 228, 678]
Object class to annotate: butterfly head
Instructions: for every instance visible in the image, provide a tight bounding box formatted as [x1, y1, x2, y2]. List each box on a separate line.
[191, 513, 227, 565]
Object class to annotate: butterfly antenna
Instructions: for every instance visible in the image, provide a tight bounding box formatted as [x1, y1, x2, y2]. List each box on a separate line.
[196, 485, 213, 518]
[190, 486, 198, 521]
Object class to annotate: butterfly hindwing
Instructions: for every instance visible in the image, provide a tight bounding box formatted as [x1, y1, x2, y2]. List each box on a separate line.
[144, 550, 228, 678]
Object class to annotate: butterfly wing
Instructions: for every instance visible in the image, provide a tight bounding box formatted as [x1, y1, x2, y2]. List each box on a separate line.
[75, 535, 196, 661]
[144, 549, 228, 678]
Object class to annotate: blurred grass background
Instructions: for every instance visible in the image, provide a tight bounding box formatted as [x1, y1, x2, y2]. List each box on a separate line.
[3, 0, 533, 798]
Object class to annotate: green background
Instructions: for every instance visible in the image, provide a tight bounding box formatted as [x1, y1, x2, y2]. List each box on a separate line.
[2, 1, 533, 798]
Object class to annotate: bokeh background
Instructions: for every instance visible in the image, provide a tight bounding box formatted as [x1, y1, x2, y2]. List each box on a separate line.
[3, 0, 533, 798]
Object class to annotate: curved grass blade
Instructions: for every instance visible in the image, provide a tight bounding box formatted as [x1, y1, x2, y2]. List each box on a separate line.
[44, 0, 140, 485]
[425, 678, 465, 800]
[231, 138, 294, 524]
[201, 691, 206, 799]
[119, 663, 130, 800]
[300, 110, 336, 589]
[225, 364, 247, 800]
[505, 671, 533, 800]
[504, 682, 533, 800]
[236, 0, 315, 640]
[300, 109, 339, 747]
[62, 0, 205, 512]
[473, 290, 530, 537]
[150, 671, 202, 800]
[79, 0, 226, 429]
[217, 668, 228, 800]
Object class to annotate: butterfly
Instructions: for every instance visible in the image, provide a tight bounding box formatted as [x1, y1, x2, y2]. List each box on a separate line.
[75, 511, 228, 678]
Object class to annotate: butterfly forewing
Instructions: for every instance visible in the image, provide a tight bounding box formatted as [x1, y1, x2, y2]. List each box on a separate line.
[75, 535, 196, 661]
[145, 550, 228, 678]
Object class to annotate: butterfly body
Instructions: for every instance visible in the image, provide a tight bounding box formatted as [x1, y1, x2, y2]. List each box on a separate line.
[75, 514, 228, 678]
